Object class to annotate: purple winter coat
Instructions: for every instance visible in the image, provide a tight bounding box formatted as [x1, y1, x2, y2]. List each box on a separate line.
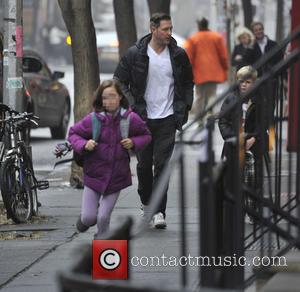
[68, 108, 151, 195]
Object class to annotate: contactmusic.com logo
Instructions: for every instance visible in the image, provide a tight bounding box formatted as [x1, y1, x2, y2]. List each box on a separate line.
[92, 240, 128, 279]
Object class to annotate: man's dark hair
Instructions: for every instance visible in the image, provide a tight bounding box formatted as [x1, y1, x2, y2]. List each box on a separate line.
[150, 12, 171, 28]
[197, 17, 209, 30]
[250, 21, 264, 31]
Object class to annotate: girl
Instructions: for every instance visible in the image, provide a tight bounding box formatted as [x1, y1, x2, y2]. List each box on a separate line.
[68, 79, 151, 237]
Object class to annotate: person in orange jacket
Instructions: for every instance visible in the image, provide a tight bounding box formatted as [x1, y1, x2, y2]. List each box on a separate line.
[184, 18, 229, 125]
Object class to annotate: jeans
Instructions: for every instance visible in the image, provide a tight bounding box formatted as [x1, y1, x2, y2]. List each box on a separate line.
[136, 115, 177, 217]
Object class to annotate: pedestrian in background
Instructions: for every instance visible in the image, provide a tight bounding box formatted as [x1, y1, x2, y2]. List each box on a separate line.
[114, 13, 193, 229]
[184, 17, 228, 124]
[68, 79, 151, 238]
[231, 27, 254, 71]
[249, 21, 284, 123]
[218, 66, 267, 223]
[249, 21, 283, 76]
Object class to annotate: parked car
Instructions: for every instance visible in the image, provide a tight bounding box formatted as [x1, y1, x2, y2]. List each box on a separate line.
[22, 49, 71, 139]
[96, 31, 186, 73]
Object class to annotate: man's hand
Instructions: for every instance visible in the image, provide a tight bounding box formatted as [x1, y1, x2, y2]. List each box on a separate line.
[120, 138, 134, 150]
[85, 139, 98, 151]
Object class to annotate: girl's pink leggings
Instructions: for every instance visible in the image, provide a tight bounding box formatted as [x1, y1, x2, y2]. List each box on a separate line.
[81, 186, 120, 236]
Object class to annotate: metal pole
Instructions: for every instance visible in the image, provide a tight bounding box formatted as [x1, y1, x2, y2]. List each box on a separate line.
[179, 132, 187, 287]
[199, 119, 217, 288]
[3, 0, 24, 111]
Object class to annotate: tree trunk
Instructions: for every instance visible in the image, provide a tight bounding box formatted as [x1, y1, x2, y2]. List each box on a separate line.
[276, 0, 284, 42]
[113, 0, 137, 58]
[147, 0, 171, 16]
[58, 0, 100, 188]
[241, 0, 253, 29]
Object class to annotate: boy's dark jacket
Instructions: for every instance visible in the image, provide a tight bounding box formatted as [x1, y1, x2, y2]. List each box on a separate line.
[218, 94, 267, 160]
[113, 33, 194, 130]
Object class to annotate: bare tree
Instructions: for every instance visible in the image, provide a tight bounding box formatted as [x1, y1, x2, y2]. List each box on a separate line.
[58, 0, 100, 188]
[113, 0, 137, 58]
[147, 0, 171, 16]
[276, 0, 284, 41]
[241, 0, 253, 29]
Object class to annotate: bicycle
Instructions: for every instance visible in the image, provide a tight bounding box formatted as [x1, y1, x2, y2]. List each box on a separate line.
[0, 104, 49, 223]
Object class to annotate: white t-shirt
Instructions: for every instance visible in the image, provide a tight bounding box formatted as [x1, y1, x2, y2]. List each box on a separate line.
[144, 45, 174, 119]
[257, 36, 268, 54]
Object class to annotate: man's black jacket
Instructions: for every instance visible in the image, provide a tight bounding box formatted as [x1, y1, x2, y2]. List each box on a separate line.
[113, 33, 194, 130]
[246, 37, 283, 76]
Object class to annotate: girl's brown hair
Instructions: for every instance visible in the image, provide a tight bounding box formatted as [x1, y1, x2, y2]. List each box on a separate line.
[92, 79, 129, 112]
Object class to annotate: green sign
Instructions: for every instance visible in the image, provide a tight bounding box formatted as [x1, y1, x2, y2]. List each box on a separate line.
[6, 77, 23, 89]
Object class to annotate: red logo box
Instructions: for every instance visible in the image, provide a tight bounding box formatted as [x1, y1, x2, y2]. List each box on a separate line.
[92, 240, 128, 279]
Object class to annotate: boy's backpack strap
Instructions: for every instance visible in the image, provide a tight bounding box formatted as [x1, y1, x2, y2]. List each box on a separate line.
[92, 112, 101, 141]
[120, 112, 131, 139]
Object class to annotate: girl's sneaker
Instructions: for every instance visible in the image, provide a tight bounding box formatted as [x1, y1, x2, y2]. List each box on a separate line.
[76, 216, 89, 232]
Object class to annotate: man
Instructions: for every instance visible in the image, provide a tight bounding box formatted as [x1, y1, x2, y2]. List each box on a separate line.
[249, 21, 284, 125]
[184, 17, 228, 122]
[114, 13, 193, 229]
[249, 21, 283, 76]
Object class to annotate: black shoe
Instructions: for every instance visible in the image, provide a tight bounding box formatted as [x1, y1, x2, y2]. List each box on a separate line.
[76, 216, 89, 232]
[37, 201, 42, 207]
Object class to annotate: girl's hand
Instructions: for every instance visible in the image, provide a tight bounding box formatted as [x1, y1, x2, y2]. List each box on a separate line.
[120, 138, 134, 150]
[85, 139, 98, 151]
[246, 137, 256, 150]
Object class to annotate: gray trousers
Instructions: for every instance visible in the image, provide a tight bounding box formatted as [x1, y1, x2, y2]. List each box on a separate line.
[193, 82, 217, 125]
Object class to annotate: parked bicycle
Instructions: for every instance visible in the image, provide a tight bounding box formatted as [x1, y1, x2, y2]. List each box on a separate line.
[0, 104, 49, 223]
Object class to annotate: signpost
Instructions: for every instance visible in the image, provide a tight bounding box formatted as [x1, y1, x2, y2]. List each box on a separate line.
[3, 0, 24, 112]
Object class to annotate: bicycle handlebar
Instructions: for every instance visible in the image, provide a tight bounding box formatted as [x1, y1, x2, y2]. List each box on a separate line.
[0, 111, 40, 123]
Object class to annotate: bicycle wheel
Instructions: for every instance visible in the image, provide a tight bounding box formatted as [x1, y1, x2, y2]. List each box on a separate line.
[0, 157, 33, 223]
[27, 172, 38, 216]
[22, 145, 38, 216]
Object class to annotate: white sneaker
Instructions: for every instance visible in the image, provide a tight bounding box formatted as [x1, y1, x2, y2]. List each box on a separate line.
[153, 212, 167, 229]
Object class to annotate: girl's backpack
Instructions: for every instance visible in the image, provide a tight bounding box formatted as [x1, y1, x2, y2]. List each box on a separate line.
[54, 112, 131, 167]
[73, 112, 101, 166]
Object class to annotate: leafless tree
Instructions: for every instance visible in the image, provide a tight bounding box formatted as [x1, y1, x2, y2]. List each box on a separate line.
[113, 0, 137, 58]
[276, 0, 284, 41]
[147, 0, 171, 16]
[241, 0, 253, 29]
[58, 0, 100, 188]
